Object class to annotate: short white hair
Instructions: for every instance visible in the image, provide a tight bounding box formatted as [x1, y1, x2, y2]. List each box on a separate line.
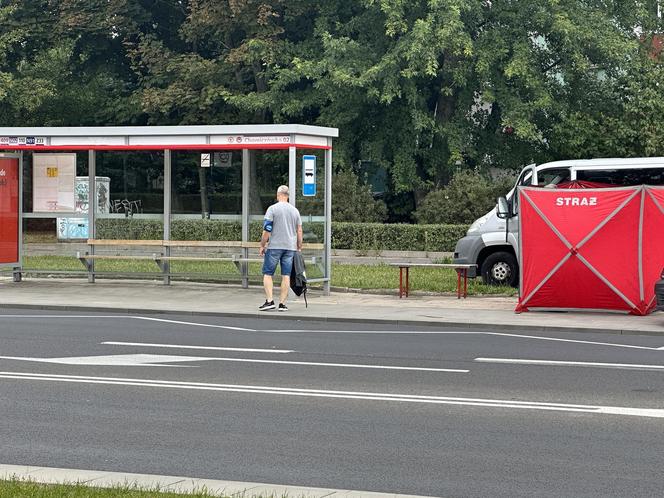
[277, 185, 289, 196]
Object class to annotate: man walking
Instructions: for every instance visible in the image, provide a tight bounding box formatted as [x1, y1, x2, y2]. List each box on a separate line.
[259, 185, 303, 311]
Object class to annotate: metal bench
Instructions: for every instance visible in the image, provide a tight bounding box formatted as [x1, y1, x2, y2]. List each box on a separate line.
[389, 263, 477, 299]
[78, 239, 323, 285]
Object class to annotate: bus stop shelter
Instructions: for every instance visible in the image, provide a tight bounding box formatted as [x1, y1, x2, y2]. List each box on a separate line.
[0, 124, 338, 293]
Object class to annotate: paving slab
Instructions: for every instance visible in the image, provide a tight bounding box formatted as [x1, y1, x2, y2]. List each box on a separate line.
[166, 479, 263, 496]
[86, 473, 186, 489]
[0, 465, 43, 479]
[0, 277, 662, 335]
[25, 467, 111, 483]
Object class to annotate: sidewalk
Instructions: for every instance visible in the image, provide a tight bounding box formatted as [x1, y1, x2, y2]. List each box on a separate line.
[0, 277, 662, 335]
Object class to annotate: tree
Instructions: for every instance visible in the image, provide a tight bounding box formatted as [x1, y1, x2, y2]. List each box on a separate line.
[0, 0, 186, 126]
[414, 170, 514, 224]
[551, 55, 664, 158]
[332, 168, 387, 223]
[254, 0, 654, 203]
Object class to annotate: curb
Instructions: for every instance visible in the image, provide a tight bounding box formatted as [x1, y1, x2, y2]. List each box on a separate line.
[1, 302, 662, 337]
[0, 463, 434, 498]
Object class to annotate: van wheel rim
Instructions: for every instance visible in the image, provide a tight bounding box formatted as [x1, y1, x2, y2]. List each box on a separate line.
[492, 262, 511, 282]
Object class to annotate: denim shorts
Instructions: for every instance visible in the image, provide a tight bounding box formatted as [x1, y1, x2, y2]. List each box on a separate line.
[262, 249, 296, 276]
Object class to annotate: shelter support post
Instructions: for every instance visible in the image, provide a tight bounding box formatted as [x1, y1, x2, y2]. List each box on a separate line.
[13, 152, 24, 282]
[324, 143, 332, 295]
[288, 143, 297, 301]
[163, 149, 171, 285]
[289, 144, 296, 207]
[87, 150, 96, 283]
[241, 149, 250, 288]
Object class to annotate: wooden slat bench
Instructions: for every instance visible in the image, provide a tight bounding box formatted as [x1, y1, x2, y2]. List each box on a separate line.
[389, 263, 477, 299]
[77, 239, 323, 285]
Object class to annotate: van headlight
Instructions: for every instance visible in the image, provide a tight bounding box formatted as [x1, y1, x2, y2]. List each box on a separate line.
[467, 214, 489, 235]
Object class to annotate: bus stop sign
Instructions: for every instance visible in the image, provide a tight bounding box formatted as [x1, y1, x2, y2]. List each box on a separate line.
[303, 155, 316, 196]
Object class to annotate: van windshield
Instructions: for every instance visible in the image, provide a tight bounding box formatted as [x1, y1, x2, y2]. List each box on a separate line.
[577, 168, 664, 186]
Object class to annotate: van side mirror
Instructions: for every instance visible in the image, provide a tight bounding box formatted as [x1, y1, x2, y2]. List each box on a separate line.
[496, 196, 512, 219]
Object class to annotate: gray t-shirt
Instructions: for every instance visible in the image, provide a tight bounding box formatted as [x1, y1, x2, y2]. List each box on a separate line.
[264, 201, 302, 251]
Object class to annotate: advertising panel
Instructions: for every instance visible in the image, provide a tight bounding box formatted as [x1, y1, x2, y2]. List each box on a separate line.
[33, 153, 76, 212]
[0, 157, 20, 265]
[56, 176, 111, 240]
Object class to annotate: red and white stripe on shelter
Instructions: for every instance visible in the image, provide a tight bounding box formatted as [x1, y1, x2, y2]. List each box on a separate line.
[516, 186, 664, 315]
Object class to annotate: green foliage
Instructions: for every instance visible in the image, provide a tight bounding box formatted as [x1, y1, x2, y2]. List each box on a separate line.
[0, 478, 221, 497]
[172, 219, 242, 241]
[96, 219, 468, 252]
[551, 57, 664, 158]
[331, 263, 517, 296]
[414, 170, 516, 224]
[331, 223, 468, 252]
[332, 168, 387, 222]
[96, 219, 163, 240]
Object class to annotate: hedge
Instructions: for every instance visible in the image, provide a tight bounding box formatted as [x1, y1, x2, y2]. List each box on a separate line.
[330, 223, 468, 252]
[96, 219, 468, 252]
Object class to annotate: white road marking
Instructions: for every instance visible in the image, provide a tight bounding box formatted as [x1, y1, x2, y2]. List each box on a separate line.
[0, 314, 255, 331]
[265, 330, 664, 351]
[102, 341, 294, 353]
[129, 316, 255, 331]
[0, 315, 124, 318]
[0, 371, 661, 418]
[475, 357, 664, 371]
[0, 354, 467, 372]
[0, 354, 201, 367]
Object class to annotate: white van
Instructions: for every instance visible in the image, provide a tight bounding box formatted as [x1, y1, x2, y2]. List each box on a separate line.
[453, 157, 664, 286]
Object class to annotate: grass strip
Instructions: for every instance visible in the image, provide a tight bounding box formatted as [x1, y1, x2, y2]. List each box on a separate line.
[20, 256, 515, 296]
[0, 479, 219, 497]
[331, 263, 515, 296]
[0, 478, 305, 497]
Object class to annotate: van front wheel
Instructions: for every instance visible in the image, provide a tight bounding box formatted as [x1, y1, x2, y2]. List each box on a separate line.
[481, 252, 518, 287]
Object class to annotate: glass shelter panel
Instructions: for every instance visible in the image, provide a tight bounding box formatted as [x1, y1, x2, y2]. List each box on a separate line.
[295, 149, 326, 283]
[20, 151, 90, 275]
[96, 151, 165, 220]
[249, 150, 290, 220]
[167, 150, 246, 281]
[171, 150, 243, 220]
[243, 150, 290, 283]
[92, 151, 165, 276]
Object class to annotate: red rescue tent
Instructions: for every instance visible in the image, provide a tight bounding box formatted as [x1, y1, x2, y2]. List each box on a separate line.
[516, 186, 664, 315]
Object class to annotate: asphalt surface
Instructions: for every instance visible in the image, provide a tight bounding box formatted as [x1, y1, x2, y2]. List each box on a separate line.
[1, 309, 663, 497]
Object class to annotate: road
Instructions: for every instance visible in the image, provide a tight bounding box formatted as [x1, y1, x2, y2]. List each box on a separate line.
[0, 309, 663, 497]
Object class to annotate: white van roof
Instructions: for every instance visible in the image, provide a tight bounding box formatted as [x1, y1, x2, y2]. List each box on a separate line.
[536, 157, 664, 171]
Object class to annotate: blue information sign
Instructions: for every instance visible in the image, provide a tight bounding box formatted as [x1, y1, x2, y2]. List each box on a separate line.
[302, 155, 316, 196]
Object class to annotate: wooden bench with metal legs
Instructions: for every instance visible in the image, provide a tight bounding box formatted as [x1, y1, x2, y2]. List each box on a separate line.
[389, 263, 477, 299]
